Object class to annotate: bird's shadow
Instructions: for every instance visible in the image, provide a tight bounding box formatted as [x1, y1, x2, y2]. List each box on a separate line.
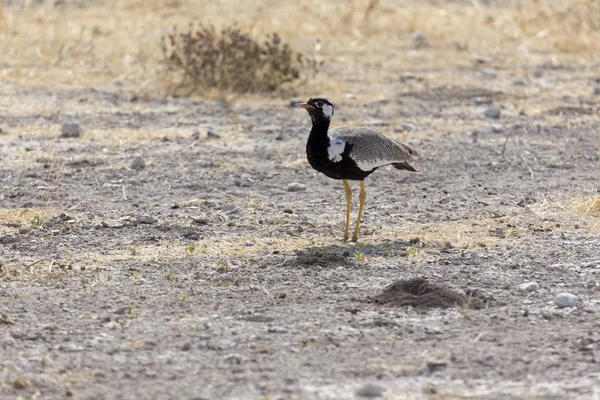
[294, 238, 416, 263]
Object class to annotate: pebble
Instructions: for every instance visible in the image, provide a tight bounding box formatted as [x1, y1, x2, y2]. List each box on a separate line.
[412, 31, 426, 48]
[554, 292, 578, 308]
[485, 107, 501, 119]
[289, 97, 303, 107]
[283, 208, 293, 214]
[402, 123, 416, 132]
[131, 156, 145, 170]
[267, 326, 288, 334]
[287, 182, 306, 192]
[136, 214, 157, 224]
[518, 281, 539, 292]
[60, 122, 83, 138]
[480, 68, 498, 78]
[594, 87, 600, 95]
[474, 55, 493, 64]
[512, 77, 528, 86]
[491, 124, 504, 134]
[355, 383, 384, 398]
[192, 217, 209, 225]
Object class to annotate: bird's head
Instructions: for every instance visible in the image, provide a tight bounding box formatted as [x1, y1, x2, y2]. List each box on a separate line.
[295, 97, 334, 121]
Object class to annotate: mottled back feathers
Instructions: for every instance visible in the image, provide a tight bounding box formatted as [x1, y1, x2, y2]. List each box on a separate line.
[328, 126, 418, 172]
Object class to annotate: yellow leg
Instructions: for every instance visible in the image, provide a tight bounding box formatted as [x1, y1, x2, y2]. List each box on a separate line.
[342, 179, 352, 241]
[352, 181, 367, 242]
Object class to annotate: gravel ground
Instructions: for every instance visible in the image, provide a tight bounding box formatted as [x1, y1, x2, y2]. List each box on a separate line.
[1, 63, 600, 400]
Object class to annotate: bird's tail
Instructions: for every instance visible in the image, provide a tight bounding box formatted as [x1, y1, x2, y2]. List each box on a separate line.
[392, 162, 417, 172]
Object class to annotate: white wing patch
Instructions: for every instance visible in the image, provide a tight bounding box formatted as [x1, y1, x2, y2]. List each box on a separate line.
[353, 158, 394, 171]
[322, 104, 334, 118]
[327, 137, 346, 163]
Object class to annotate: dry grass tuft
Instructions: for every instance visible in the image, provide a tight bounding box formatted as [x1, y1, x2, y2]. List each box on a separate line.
[161, 23, 320, 95]
[571, 195, 600, 217]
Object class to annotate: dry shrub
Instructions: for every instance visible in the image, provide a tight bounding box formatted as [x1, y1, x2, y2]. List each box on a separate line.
[160, 23, 321, 95]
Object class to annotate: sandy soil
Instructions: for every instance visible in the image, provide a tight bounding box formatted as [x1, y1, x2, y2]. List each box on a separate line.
[1, 1, 600, 399]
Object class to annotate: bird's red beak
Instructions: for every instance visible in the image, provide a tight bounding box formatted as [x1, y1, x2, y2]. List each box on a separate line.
[295, 103, 315, 110]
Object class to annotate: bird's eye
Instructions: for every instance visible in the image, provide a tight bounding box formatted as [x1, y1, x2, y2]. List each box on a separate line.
[316, 101, 323, 107]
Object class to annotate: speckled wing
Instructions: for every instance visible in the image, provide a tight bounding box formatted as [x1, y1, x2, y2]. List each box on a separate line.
[328, 126, 418, 172]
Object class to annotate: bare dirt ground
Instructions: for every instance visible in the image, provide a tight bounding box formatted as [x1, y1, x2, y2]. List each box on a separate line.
[1, 1, 600, 399]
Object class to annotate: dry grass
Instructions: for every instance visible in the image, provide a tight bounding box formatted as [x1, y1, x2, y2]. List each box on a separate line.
[1, 0, 599, 98]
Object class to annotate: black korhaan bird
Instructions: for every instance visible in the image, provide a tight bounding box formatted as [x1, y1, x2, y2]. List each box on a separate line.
[296, 97, 418, 242]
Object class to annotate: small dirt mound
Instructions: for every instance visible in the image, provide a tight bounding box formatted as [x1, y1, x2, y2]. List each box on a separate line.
[374, 278, 480, 309]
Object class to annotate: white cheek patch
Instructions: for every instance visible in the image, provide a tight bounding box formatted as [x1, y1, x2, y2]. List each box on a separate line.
[327, 138, 346, 163]
[322, 104, 333, 118]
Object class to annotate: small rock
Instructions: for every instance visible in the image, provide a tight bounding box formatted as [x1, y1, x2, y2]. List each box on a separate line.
[518, 281, 539, 292]
[131, 156, 145, 170]
[554, 292, 578, 308]
[180, 343, 192, 351]
[267, 326, 288, 334]
[512, 77, 528, 86]
[472, 96, 493, 105]
[287, 182, 306, 192]
[283, 208, 293, 214]
[60, 122, 83, 138]
[402, 123, 416, 132]
[485, 107, 501, 119]
[533, 68, 543, 78]
[207, 129, 220, 139]
[594, 87, 600, 95]
[136, 214, 157, 224]
[192, 217, 209, 225]
[474, 55, 493, 64]
[0, 127, 7, 135]
[356, 383, 384, 398]
[480, 68, 498, 78]
[289, 97, 303, 107]
[491, 124, 504, 134]
[191, 131, 200, 140]
[412, 31, 426, 48]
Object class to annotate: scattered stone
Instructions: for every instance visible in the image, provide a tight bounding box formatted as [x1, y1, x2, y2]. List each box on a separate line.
[512, 77, 528, 86]
[485, 107, 501, 119]
[283, 208, 293, 214]
[424, 359, 448, 374]
[491, 124, 504, 134]
[594, 87, 600, 95]
[191, 131, 200, 140]
[0, 127, 7, 135]
[402, 123, 416, 132]
[480, 68, 498, 78]
[533, 68, 543, 78]
[224, 353, 245, 364]
[289, 97, 303, 107]
[131, 156, 145, 170]
[554, 292, 578, 308]
[287, 182, 306, 192]
[136, 214, 157, 224]
[180, 343, 192, 351]
[60, 122, 83, 138]
[412, 31, 426, 48]
[474, 55, 493, 64]
[472, 96, 493, 105]
[518, 281, 539, 292]
[207, 129, 220, 139]
[356, 383, 384, 398]
[192, 217, 209, 225]
[267, 326, 288, 334]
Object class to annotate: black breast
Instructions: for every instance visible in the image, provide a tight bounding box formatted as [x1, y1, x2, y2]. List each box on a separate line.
[306, 135, 376, 181]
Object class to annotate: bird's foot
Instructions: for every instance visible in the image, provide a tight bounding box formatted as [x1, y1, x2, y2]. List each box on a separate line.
[343, 235, 349, 242]
[351, 235, 358, 242]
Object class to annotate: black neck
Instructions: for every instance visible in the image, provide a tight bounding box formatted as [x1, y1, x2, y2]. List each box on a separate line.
[308, 117, 330, 141]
